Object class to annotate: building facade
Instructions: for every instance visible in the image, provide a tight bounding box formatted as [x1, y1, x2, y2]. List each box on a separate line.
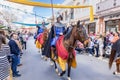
[57, 0, 102, 34]
[96, 0, 120, 34]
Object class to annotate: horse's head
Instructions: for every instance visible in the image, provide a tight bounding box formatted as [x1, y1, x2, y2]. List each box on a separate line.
[75, 20, 89, 46]
[43, 28, 49, 40]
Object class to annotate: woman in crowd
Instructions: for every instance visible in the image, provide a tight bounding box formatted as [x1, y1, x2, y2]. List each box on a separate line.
[0, 32, 11, 80]
[98, 35, 104, 59]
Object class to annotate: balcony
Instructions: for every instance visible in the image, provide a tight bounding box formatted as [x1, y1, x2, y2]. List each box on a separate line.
[96, 0, 120, 14]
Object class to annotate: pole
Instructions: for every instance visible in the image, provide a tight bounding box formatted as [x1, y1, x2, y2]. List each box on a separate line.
[50, 0, 54, 23]
[35, 11, 37, 24]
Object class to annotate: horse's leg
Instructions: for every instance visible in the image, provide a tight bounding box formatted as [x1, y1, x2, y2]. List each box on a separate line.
[67, 60, 72, 80]
[59, 71, 66, 76]
[67, 65, 71, 80]
[118, 63, 120, 73]
[116, 63, 120, 73]
[53, 60, 60, 75]
[50, 59, 54, 66]
[113, 59, 120, 75]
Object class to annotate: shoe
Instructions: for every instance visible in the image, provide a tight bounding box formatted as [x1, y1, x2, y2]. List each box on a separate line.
[89, 54, 92, 56]
[18, 64, 23, 67]
[13, 74, 21, 77]
[16, 71, 19, 73]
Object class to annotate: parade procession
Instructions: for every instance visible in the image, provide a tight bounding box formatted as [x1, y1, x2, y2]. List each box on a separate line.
[0, 0, 120, 80]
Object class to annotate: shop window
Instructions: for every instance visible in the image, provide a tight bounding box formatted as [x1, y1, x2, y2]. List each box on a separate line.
[88, 23, 96, 34]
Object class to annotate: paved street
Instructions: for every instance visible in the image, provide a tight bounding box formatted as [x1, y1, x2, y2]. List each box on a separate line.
[14, 38, 120, 80]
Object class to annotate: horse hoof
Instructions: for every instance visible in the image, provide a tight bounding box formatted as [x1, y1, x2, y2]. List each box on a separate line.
[67, 77, 71, 80]
[55, 69, 59, 73]
[43, 57, 48, 61]
[50, 62, 54, 66]
[58, 73, 60, 76]
[41, 55, 44, 58]
[38, 51, 40, 53]
[113, 71, 120, 75]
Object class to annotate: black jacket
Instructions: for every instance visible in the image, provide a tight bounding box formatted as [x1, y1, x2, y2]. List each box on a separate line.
[8, 39, 20, 55]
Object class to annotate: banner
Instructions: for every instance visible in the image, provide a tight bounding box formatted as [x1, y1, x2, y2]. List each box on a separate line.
[8, 0, 94, 21]
[12, 22, 49, 26]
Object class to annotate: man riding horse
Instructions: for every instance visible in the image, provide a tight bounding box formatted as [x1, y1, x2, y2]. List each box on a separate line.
[37, 22, 46, 35]
[43, 19, 89, 80]
[51, 15, 66, 59]
[35, 22, 48, 53]
[42, 15, 66, 59]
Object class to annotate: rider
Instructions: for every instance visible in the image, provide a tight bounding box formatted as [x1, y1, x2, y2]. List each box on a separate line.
[51, 15, 66, 59]
[34, 22, 46, 41]
[42, 15, 66, 59]
[37, 22, 46, 35]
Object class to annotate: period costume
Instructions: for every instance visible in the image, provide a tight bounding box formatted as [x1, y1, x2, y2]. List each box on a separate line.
[51, 22, 66, 47]
[42, 21, 66, 58]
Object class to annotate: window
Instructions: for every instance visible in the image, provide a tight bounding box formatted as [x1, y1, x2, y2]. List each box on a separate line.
[83, 0, 90, 4]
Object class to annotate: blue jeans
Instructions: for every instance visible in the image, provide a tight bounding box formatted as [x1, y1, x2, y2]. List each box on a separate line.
[51, 36, 59, 46]
[88, 48, 93, 55]
[95, 47, 99, 57]
[17, 55, 20, 65]
[11, 55, 18, 75]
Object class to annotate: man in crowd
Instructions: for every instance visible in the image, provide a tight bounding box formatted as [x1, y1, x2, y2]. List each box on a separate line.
[8, 33, 21, 77]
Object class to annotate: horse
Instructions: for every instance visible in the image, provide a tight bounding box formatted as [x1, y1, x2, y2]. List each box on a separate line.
[36, 28, 49, 55]
[109, 38, 120, 75]
[50, 21, 89, 80]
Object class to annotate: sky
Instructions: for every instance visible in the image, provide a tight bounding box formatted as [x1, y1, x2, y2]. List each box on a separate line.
[32, 0, 64, 18]
[0, 0, 64, 25]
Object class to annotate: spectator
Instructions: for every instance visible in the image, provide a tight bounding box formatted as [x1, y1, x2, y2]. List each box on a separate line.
[22, 32, 28, 50]
[111, 33, 119, 43]
[8, 33, 21, 77]
[0, 33, 11, 80]
[15, 34, 23, 67]
[98, 35, 104, 59]
[89, 32, 95, 41]
[75, 40, 84, 53]
[94, 35, 99, 57]
[87, 37, 94, 56]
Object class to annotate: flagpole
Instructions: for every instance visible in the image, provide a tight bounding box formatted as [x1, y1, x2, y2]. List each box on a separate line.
[35, 11, 37, 24]
[50, 0, 54, 23]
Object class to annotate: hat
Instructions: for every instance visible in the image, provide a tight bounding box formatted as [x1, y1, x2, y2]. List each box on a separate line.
[57, 15, 63, 20]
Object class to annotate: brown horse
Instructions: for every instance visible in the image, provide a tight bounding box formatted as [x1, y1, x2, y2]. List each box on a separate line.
[51, 21, 89, 80]
[109, 38, 120, 75]
[36, 28, 49, 54]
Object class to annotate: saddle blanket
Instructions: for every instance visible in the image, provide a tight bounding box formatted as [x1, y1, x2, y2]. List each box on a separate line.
[56, 35, 76, 60]
[37, 33, 44, 45]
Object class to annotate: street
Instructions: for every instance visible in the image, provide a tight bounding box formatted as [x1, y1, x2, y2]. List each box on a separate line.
[15, 38, 120, 80]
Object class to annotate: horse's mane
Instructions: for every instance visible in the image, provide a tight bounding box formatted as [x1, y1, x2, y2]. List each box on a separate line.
[64, 25, 75, 40]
